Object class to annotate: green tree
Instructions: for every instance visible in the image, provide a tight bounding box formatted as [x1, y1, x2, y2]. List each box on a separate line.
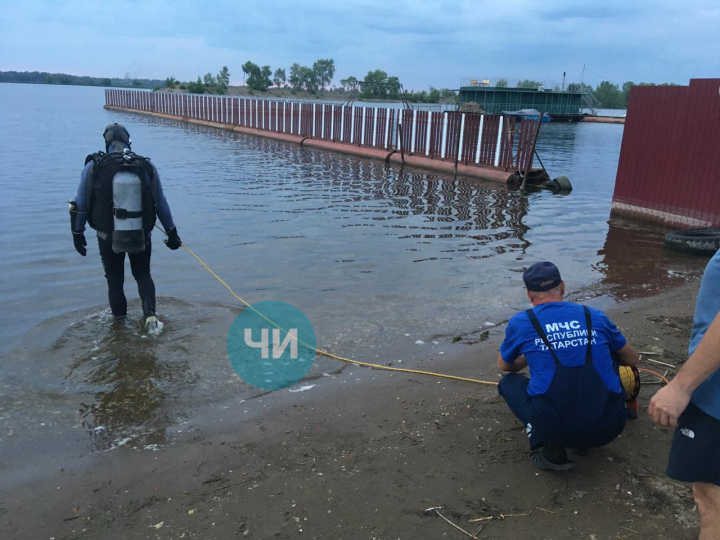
[621, 81, 635, 106]
[386, 76, 400, 99]
[594, 80, 624, 108]
[165, 76, 178, 87]
[299, 66, 318, 92]
[288, 63, 317, 92]
[340, 76, 358, 91]
[362, 69, 389, 98]
[217, 66, 230, 86]
[440, 88, 456, 100]
[215, 66, 230, 94]
[242, 61, 272, 91]
[496, 79, 508, 87]
[187, 77, 205, 94]
[288, 63, 302, 88]
[428, 87, 441, 103]
[273, 68, 286, 87]
[312, 58, 335, 90]
[260, 66, 273, 90]
[203, 72, 215, 86]
[516, 79, 544, 89]
[100, 78, 112, 87]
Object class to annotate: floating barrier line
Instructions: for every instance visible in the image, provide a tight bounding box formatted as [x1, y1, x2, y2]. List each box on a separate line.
[156, 226, 671, 389]
[155, 226, 499, 387]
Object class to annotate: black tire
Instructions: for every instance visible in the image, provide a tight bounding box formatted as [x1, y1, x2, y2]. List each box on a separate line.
[551, 176, 572, 192]
[664, 228, 720, 256]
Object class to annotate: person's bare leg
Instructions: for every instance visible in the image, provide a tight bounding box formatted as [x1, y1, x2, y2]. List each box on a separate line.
[694, 482, 720, 539]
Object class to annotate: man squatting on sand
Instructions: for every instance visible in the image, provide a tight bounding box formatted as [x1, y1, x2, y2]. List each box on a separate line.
[649, 248, 720, 539]
[496, 261, 640, 470]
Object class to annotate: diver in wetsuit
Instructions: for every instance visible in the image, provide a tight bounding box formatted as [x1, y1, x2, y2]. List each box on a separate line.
[69, 123, 182, 328]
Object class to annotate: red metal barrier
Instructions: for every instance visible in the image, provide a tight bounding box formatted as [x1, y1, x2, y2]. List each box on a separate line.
[428, 112, 442, 158]
[613, 79, 720, 227]
[376, 108, 388, 149]
[105, 90, 544, 175]
[481, 116, 499, 166]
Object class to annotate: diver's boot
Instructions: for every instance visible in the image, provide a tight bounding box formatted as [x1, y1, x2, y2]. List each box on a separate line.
[141, 294, 158, 331]
[144, 314, 159, 331]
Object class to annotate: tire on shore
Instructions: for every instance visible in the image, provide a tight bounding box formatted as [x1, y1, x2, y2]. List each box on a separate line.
[663, 228, 720, 256]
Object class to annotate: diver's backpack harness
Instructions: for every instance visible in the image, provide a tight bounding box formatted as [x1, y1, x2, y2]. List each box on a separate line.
[85, 150, 158, 254]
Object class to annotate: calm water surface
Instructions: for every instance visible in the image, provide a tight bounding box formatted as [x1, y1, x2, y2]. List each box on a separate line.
[0, 84, 704, 453]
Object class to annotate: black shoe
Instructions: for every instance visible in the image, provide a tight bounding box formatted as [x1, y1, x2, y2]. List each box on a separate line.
[530, 446, 576, 471]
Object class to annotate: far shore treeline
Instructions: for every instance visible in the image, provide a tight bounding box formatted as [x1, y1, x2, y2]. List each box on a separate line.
[0, 70, 164, 89]
[176, 60, 458, 105]
[1, 65, 681, 109]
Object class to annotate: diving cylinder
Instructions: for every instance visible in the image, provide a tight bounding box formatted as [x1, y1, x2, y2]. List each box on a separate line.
[112, 171, 145, 254]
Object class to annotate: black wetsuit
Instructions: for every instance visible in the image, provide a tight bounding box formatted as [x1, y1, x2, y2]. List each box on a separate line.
[74, 146, 176, 319]
[97, 233, 155, 318]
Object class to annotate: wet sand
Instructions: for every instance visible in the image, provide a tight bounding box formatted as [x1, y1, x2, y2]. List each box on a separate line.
[1, 279, 703, 539]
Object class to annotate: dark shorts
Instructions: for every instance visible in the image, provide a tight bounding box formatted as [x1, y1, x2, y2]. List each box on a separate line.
[666, 402, 720, 486]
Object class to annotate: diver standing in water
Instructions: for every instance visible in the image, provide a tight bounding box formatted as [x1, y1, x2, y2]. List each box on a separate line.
[69, 123, 182, 329]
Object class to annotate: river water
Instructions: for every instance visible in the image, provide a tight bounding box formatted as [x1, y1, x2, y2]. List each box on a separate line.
[0, 83, 705, 454]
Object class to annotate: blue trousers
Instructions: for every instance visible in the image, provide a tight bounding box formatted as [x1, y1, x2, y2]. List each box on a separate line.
[498, 373, 625, 450]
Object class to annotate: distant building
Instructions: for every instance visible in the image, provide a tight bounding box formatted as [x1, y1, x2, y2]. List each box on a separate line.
[458, 83, 586, 121]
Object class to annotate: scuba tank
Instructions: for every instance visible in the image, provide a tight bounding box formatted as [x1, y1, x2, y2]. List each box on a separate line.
[85, 148, 157, 254]
[111, 165, 146, 254]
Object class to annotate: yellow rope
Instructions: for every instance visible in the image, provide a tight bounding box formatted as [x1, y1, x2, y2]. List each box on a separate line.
[158, 226, 498, 387]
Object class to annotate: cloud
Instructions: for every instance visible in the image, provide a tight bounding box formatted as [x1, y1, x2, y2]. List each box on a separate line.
[0, 0, 718, 88]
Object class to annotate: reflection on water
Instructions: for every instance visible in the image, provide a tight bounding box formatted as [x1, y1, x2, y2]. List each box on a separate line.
[0, 299, 246, 452]
[598, 216, 707, 299]
[0, 84, 708, 454]
[65, 315, 195, 449]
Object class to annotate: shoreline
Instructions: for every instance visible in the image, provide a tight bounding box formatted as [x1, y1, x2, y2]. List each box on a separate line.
[583, 115, 626, 124]
[2, 277, 704, 539]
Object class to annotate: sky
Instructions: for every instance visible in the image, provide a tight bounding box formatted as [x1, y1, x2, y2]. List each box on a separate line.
[1, 0, 719, 90]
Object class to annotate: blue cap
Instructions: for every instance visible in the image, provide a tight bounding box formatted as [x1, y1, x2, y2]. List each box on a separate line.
[523, 261, 562, 292]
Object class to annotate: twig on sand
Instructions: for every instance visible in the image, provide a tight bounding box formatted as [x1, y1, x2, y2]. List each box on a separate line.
[473, 519, 492, 537]
[204, 479, 250, 495]
[534, 506, 557, 514]
[620, 526, 644, 535]
[640, 357, 677, 369]
[202, 474, 224, 485]
[426, 508, 477, 539]
[469, 512, 531, 523]
[480, 498, 502, 515]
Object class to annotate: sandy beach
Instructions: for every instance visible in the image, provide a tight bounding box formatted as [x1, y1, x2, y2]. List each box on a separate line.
[2, 276, 704, 540]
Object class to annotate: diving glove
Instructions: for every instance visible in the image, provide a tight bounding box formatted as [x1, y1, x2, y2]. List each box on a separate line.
[73, 232, 87, 256]
[165, 227, 182, 250]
